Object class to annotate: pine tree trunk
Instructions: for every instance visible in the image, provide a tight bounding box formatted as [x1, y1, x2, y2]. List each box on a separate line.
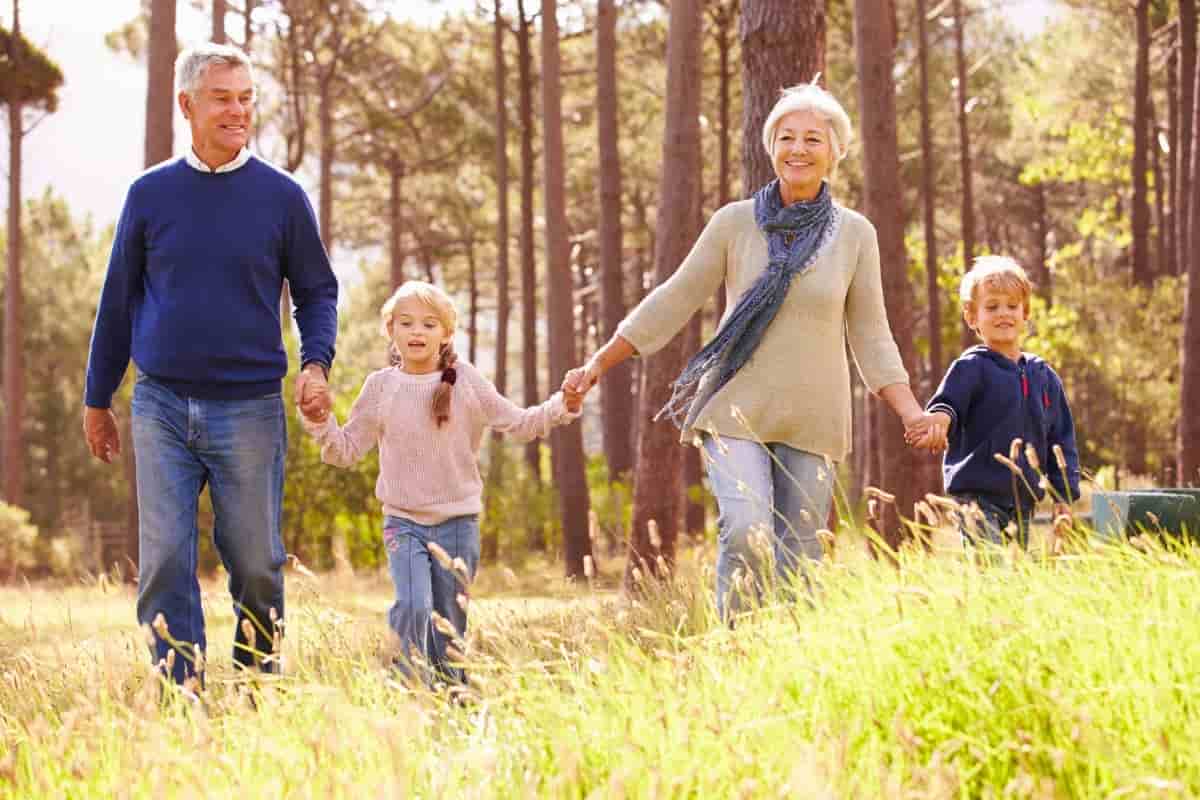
[1033, 182, 1052, 305]
[1179, 0, 1196, 277]
[917, 0, 941, 383]
[1181, 28, 1200, 485]
[541, 0, 592, 578]
[493, 0, 510, 397]
[596, 0, 634, 483]
[1152, 98, 1168, 280]
[145, 0, 177, 167]
[739, 0, 824, 196]
[318, 82, 334, 255]
[3, 44, 23, 508]
[389, 158, 404, 288]
[952, 0, 975, 349]
[626, 0, 703, 586]
[1132, 0, 1152, 287]
[855, 0, 926, 548]
[468, 240, 479, 364]
[212, 0, 227, 44]
[1168, 49, 1179, 276]
[516, 0, 542, 495]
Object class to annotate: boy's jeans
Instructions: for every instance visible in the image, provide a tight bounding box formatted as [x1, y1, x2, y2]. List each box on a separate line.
[131, 375, 287, 684]
[702, 435, 833, 620]
[383, 514, 480, 685]
[951, 493, 1034, 548]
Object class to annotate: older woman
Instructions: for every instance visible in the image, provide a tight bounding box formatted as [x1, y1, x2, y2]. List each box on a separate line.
[563, 83, 929, 618]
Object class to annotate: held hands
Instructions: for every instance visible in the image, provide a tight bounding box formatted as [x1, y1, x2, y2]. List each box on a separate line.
[904, 411, 951, 453]
[296, 363, 332, 424]
[83, 406, 121, 464]
[561, 360, 601, 412]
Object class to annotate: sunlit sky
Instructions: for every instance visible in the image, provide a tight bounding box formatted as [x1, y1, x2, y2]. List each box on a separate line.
[12, 0, 1060, 234]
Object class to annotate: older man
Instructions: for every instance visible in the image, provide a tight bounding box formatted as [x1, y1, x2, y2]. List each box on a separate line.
[83, 43, 337, 684]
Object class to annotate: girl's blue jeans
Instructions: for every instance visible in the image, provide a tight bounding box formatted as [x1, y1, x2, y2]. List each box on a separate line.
[383, 514, 480, 685]
[702, 435, 834, 620]
[131, 374, 287, 684]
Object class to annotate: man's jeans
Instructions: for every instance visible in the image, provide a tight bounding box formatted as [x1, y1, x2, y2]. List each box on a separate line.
[132, 375, 287, 684]
[702, 435, 834, 620]
[383, 514, 480, 685]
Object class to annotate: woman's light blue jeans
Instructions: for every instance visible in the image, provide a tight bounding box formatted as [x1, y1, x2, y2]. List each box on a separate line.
[383, 514, 480, 685]
[703, 434, 834, 620]
[131, 374, 287, 684]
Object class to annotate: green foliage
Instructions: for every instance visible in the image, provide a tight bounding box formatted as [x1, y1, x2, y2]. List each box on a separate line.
[0, 26, 64, 112]
[0, 192, 129, 532]
[0, 501, 38, 579]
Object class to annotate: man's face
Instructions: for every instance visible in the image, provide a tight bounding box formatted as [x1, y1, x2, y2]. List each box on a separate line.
[180, 63, 254, 160]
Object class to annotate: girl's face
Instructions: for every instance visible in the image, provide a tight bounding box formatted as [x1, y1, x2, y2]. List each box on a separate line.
[391, 296, 449, 373]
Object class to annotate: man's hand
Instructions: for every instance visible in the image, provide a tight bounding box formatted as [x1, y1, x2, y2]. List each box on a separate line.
[295, 363, 331, 423]
[83, 406, 121, 464]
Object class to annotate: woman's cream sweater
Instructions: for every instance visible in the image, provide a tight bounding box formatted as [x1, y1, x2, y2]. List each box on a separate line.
[617, 199, 908, 462]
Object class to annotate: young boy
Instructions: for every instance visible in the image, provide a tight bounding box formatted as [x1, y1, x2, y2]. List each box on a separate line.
[910, 256, 1080, 546]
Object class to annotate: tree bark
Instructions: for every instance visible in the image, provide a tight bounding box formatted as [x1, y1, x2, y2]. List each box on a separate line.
[626, 0, 703, 586]
[1132, 0, 1152, 287]
[145, 0, 177, 167]
[952, 0, 975, 349]
[389, 158, 404, 288]
[318, 81, 334, 255]
[855, 0, 926, 548]
[212, 0, 227, 44]
[1180, 0, 1196, 277]
[1032, 182, 1052, 305]
[1181, 25, 1200, 485]
[541, 0, 592, 578]
[739, 0, 824, 196]
[516, 0, 542, 492]
[1168, 48, 1179, 277]
[1152, 97, 1168, 280]
[917, 0, 941, 383]
[596, 0, 634, 482]
[468, 239, 479, 364]
[493, 0, 510, 397]
[2, 2, 23, 507]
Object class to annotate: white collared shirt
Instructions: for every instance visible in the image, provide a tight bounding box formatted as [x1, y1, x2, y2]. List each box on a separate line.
[185, 147, 252, 174]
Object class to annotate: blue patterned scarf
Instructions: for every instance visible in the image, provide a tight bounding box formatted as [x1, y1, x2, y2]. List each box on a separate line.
[656, 179, 837, 429]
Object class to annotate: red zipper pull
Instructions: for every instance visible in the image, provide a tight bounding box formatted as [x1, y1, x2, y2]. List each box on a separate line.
[1021, 372, 1029, 397]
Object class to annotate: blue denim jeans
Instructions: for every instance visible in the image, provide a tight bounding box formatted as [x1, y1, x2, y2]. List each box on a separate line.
[131, 374, 287, 684]
[702, 435, 834, 620]
[951, 493, 1034, 549]
[383, 514, 480, 685]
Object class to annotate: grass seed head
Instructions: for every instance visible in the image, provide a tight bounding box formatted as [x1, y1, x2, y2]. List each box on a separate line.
[648, 520, 662, 550]
[1025, 444, 1041, 470]
[993, 453, 1023, 475]
[428, 542, 454, 570]
[1053, 443, 1068, 470]
[583, 555, 595, 579]
[1009, 437, 1023, 462]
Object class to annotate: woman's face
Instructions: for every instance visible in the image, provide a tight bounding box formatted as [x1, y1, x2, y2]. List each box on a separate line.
[771, 110, 834, 202]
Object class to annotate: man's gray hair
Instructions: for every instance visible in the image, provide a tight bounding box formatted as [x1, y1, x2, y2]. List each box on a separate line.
[174, 43, 255, 97]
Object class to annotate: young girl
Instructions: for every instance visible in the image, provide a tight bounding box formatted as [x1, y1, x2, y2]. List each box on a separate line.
[299, 280, 579, 684]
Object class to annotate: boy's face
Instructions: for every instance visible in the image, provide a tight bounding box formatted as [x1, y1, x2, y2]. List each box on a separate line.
[391, 296, 448, 373]
[965, 287, 1028, 354]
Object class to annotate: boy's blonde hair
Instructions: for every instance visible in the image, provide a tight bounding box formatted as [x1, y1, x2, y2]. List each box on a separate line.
[960, 255, 1034, 315]
[379, 281, 459, 426]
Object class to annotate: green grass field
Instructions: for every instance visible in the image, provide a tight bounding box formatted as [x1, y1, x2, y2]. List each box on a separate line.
[1, 527, 1197, 798]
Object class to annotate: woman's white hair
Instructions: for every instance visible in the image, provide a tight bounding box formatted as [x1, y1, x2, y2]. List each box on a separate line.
[174, 42, 255, 98]
[761, 82, 854, 181]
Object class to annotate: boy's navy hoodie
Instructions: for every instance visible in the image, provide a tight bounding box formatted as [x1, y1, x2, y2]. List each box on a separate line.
[927, 346, 1080, 508]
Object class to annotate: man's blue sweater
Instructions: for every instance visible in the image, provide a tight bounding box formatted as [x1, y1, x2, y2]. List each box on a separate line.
[85, 156, 338, 406]
[927, 346, 1081, 508]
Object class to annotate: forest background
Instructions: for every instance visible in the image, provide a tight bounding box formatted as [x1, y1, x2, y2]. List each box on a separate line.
[1, 0, 1196, 583]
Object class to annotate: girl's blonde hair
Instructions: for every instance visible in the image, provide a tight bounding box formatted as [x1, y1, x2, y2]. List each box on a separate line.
[380, 281, 459, 426]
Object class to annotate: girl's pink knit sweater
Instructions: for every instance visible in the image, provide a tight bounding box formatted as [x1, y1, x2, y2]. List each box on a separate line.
[301, 361, 577, 525]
